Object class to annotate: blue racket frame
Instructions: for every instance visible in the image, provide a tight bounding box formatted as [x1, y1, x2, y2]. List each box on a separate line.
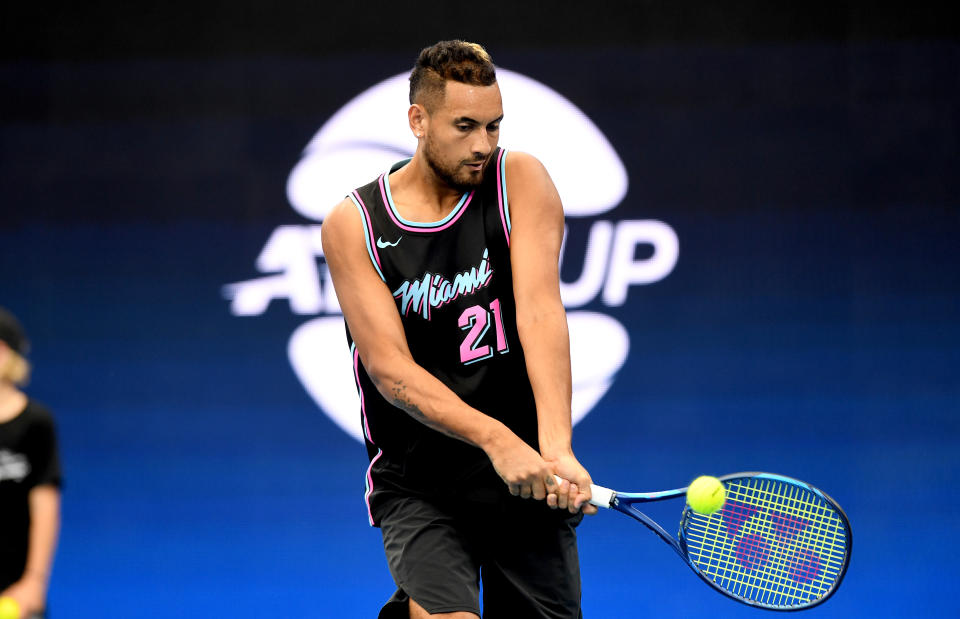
[596, 472, 852, 611]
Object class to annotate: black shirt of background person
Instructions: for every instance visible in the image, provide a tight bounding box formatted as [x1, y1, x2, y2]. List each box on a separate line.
[0, 400, 62, 590]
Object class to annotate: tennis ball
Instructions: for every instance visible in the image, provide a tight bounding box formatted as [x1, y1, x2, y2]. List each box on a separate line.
[687, 475, 726, 515]
[0, 596, 20, 619]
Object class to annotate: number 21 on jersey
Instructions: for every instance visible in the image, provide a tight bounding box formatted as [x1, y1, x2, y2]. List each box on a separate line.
[458, 299, 509, 365]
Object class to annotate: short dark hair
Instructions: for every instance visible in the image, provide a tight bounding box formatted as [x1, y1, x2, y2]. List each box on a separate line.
[409, 40, 497, 112]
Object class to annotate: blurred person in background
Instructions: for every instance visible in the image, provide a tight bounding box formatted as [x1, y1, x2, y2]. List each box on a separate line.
[0, 308, 61, 619]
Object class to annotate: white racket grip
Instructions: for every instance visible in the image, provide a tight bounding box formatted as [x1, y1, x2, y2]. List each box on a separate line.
[552, 475, 615, 508]
[588, 484, 616, 508]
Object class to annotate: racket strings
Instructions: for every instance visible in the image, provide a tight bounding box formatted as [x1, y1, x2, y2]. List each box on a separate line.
[682, 477, 848, 609]
[710, 484, 842, 602]
[689, 480, 845, 604]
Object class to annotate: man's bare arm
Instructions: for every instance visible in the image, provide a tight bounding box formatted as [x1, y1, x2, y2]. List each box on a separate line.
[506, 151, 597, 514]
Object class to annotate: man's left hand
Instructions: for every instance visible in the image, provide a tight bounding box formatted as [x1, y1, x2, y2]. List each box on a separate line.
[544, 451, 598, 515]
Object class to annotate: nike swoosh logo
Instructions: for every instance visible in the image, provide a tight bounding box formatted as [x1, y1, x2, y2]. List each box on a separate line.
[376, 235, 402, 248]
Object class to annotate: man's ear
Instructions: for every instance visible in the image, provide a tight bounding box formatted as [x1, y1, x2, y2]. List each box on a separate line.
[409, 103, 428, 139]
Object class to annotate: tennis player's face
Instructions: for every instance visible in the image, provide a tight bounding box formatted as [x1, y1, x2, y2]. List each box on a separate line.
[423, 81, 503, 191]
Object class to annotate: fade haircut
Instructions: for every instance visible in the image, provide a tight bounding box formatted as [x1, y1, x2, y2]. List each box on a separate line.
[409, 40, 497, 113]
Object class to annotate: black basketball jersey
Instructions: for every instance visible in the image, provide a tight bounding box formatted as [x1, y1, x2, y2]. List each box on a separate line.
[344, 148, 538, 525]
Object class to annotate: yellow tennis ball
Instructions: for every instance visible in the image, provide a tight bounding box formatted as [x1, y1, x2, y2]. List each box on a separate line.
[687, 475, 726, 515]
[0, 596, 20, 619]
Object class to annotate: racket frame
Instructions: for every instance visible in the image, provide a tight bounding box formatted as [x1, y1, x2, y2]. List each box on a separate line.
[589, 471, 852, 611]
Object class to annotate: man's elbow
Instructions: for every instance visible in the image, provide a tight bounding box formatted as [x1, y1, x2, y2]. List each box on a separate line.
[363, 350, 404, 397]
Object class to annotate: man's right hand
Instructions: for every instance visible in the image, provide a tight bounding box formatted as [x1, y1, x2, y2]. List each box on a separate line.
[484, 426, 558, 500]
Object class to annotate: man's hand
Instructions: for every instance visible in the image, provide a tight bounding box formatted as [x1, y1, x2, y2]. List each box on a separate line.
[544, 450, 598, 515]
[485, 427, 558, 501]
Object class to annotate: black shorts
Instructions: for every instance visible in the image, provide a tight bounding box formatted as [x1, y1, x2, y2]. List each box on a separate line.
[376, 490, 583, 618]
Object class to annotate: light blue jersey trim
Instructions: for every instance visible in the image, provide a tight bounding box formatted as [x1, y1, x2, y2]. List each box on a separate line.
[348, 193, 386, 282]
[384, 163, 470, 228]
[500, 150, 511, 234]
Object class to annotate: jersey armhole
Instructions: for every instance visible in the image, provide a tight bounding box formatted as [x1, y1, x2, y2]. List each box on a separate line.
[496, 149, 511, 245]
[348, 191, 387, 282]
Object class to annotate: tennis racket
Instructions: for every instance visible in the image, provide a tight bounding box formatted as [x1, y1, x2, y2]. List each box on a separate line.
[577, 472, 851, 611]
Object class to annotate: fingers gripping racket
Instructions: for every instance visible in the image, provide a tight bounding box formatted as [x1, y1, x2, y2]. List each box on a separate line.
[581, 472, 852, 611]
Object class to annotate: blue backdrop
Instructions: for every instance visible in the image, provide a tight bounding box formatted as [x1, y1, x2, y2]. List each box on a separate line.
[1, 41, 958, 617]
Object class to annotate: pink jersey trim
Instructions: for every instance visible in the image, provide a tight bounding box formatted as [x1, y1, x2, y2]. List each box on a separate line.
[364, 450, 383, 527]
[351, 190, 383, 273]
[354, 346, 373, 443]
[496, 149, 510, 246]
[379, 173, 474, 233]
[353, 345, 380, 526]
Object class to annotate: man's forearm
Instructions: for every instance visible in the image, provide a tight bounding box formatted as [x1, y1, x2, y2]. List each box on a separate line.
[365, 351, 508, 450]
[365, 347, 558, 496]
[516, 302, 575, 456]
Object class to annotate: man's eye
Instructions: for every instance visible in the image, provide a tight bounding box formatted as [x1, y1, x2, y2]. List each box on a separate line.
[457, 125, 471, 132]
[488, 124, 500, 132]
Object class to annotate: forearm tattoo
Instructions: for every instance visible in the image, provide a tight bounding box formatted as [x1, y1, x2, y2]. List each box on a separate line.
[390, 379, 468, 443]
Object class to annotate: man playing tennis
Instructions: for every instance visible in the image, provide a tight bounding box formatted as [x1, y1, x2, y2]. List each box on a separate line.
[322, 40, 596, 618]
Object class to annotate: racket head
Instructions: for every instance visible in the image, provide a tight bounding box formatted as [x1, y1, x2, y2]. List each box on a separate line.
[678, 472, 852, 611]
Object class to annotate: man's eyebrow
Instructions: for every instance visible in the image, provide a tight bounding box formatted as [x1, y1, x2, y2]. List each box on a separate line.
[453, 115, 504, 125]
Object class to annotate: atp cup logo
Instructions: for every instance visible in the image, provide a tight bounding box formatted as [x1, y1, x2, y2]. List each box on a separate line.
[224, 69, 679, 442]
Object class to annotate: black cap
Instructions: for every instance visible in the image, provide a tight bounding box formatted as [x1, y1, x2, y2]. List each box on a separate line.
[0, 307, 29, 355]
